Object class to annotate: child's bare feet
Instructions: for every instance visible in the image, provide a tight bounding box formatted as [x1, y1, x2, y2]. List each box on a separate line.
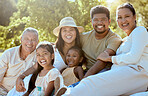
[54, 76, 60, 94]
[54, 75, 67, 96]
[56, 87, 67, 96]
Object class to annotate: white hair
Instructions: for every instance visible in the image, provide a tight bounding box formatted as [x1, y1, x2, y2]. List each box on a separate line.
[22, 27, 39, 39]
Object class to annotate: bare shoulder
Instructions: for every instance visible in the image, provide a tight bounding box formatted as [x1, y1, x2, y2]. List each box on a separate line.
[74, 66, 84, 80]
[74, 66, 83, 71]
[74, 66, 84, 74]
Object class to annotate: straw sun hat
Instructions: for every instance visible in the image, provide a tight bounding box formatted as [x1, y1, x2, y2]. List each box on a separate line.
[53, 17, 84, 36]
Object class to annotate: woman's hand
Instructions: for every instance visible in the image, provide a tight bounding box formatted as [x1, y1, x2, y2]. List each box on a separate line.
[16, 75, 26, 92]
[97, 51, 112, 62]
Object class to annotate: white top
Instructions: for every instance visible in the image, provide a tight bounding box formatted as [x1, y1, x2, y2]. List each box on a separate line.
[29, 68, 61, 96]
[53, 45, 67, 71]
[112, 26, 148, 72]
[0, 46, 36, 90]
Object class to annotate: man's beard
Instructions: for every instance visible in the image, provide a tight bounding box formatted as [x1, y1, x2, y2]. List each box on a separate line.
[94, 25, 107, 34]
[94, 29, 106, 34]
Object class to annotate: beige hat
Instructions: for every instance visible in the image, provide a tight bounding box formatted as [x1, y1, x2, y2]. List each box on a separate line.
[53, 17, 84, 36]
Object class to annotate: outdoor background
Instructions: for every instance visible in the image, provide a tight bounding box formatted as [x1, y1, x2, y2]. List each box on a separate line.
[0, 0, 148, 55]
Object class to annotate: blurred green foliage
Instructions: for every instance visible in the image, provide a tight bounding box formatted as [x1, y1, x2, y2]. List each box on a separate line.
[0, 0, 147, 50]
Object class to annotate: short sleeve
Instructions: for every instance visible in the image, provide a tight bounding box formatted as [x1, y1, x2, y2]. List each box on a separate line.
[47, 68, 61, 82]
[0, 50, 9, 82]
[80, 32, 85, 46]
[107, 32, 122, 52]
[80, 31, 92, 46]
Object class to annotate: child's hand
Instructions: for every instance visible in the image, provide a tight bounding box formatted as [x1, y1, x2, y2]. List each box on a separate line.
[16, 76, 26, 92]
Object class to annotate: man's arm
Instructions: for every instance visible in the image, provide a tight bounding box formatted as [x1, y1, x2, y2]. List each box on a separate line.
[20, 62, 38, 78]
[84, 48, 115, 78]
[0, 51, 10, 92]
[84, 60, 106, 78]
[16, 63, 37, 92]
[0, 52, 8, 85]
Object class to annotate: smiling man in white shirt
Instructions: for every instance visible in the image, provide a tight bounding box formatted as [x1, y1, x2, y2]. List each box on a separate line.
[0, 27, 39, 95]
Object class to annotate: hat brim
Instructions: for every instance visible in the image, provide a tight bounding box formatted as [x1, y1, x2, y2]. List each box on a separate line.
[53, 25, 84, 36]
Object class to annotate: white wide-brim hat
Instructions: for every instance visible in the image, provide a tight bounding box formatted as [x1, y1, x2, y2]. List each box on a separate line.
[53, 17, 84, 36]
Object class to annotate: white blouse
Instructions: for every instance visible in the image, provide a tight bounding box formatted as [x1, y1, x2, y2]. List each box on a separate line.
[29, 68, 61, 96]
[112, 26, 148, 72]
[53, 45, 67, 71]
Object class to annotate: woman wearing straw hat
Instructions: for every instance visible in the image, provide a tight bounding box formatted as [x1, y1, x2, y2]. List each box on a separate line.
[14, 17, 84, 94]
[42, 17, 84, 72]
[55, 3, 148, 96]
[53, 17, 84, 65]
